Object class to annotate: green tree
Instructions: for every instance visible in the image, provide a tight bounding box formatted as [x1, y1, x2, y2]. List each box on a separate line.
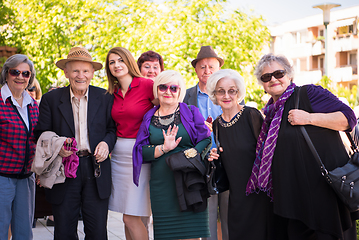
[2, 0, 270, 98]
[317, 75, 357, 108]
[0, 0, 14, 46]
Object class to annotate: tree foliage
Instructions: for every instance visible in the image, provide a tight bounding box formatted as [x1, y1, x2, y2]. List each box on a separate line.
[1, 0, 270, 105]
[317, 75, 357, 108]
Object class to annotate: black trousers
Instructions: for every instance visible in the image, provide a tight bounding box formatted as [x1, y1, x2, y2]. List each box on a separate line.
[52, 156, 109, 240]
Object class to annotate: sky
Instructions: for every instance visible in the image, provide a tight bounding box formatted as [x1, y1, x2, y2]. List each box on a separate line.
[229, 0, 359, 25]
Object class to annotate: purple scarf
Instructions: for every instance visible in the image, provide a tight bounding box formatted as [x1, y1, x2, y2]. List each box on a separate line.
[132, 102, 210, 186]
[62, 138, 79, 178]
[246, 83, 296, 199]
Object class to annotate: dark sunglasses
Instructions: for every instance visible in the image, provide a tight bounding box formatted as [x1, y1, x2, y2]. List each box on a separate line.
[9, 69, 31, 78]
[27, 86, 36, 92]
[260, 70, 286, 82]
[214, 89, 238, 96]
[158, 84, 180, 93]
[94, 160, 101, 178]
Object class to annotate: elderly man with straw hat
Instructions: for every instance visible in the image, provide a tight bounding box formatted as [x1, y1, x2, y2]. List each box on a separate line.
[184, 46, 245, 240]
[34, 47, 116, 240]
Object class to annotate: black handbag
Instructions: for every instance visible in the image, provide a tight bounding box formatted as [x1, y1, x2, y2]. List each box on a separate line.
[206, 119, 229, 195]
[296, 87, 359, 212]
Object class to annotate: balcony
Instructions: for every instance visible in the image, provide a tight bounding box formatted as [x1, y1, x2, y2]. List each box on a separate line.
[333, 35, 359, 52]
[332, 67, 354, 82]
[294, 70, 322, 86]
[311, 40, 325, 56]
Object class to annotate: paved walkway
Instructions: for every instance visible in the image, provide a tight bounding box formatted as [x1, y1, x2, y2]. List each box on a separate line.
[32, 211, 153, 240]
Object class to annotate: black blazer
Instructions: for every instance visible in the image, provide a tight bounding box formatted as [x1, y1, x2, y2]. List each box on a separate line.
[183, 85, 198, 106]
[34, 85, 116, 204]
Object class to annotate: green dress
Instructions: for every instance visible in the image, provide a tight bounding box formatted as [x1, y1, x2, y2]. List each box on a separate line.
[142, 112, 210, 240]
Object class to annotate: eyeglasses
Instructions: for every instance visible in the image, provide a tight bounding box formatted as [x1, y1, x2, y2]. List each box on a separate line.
[260, 70, 286, 82]
[27, 86, 36, 92]
[9, 69, 31, 78]
[158, 84, 180, 93]
[214, 89, 238, 96]
[94, 160, 101, 178]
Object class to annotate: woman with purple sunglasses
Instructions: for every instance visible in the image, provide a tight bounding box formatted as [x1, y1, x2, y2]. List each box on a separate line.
[0, 54, 39, 240]
[246, 53, 357, 240]
[133, 70, 211, 240]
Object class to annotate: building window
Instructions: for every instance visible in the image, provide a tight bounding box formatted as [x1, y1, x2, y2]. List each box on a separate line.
[350, 53, 357, 75]
[319, 29, 324, 37]
[338, 25, 354, 35]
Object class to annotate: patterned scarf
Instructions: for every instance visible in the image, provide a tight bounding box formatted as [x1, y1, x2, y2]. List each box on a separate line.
[246, 83, 296, 199]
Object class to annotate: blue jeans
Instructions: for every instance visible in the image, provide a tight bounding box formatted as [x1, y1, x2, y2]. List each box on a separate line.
[0, 174, 35, 240]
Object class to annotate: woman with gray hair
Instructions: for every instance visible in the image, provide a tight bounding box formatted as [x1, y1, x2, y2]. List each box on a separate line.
[0, 54, 39, 239]
[207, 69, 274, 240]
[246, 53, 356, 239]
[133, 70, 211, 240]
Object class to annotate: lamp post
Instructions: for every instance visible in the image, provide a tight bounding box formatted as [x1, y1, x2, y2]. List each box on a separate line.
[313, 3, 341, 76]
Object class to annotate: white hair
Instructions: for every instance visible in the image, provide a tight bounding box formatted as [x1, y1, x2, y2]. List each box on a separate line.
[206, 69, 246, 105]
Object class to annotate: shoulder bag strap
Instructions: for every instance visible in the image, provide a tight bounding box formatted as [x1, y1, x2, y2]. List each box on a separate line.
[346, 132, 359, 153]
[296, 87, 329, 176]
[215, 119, 220, 153]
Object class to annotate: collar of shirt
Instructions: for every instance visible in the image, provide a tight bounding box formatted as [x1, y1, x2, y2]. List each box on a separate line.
[196, 84, 222, 118]
[70, 86, 88, 103]
[1, 83, 34, 108]
[196, 84, 222, 149]
[115, 77, 141, 96]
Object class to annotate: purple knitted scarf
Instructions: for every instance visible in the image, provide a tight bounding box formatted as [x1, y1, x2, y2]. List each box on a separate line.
[246, 83, 296, 199]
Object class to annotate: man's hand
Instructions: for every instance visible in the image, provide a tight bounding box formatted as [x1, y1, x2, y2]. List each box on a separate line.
[58, 146, 73, 158]
[94, 141, 109, 163]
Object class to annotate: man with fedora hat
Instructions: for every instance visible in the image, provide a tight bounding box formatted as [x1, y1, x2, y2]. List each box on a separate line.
[34, 47, 116, 240]
[184, 45, 230, 240]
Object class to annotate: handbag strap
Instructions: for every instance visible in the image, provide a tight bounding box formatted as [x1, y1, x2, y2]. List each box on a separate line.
[296, 87, 358, 176]
[295, 87, 329, 176]
[346, 131, 359, 153]
[215, 118, 220, 151]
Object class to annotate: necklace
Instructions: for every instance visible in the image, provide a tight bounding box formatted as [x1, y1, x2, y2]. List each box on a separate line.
[157, 105, 178, 126]
[13, 95, 23, 101]
[219, 106, 245, 128]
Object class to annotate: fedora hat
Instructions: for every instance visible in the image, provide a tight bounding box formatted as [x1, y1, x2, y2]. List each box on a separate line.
[56, 47, 103, 71]
[191, 46, 224, 68]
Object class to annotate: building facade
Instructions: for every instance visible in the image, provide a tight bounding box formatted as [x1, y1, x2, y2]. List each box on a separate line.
[269, 5, 359, 89]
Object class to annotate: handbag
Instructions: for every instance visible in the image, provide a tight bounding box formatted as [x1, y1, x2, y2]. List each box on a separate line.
[296, 87, 359, 212]
[206, 119, 229, 195]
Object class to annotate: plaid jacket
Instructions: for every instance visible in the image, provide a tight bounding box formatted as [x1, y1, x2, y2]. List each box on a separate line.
[0, 92, 39, 177]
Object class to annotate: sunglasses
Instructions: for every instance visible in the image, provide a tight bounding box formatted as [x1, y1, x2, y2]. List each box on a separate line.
[9, 69, 31, 78]
[27, 86, 36, 92]
[158, 84, 180, 93]
[214, 89, 238, 96]
[260, 70, 286, 82]
[94, 160, 101, 178]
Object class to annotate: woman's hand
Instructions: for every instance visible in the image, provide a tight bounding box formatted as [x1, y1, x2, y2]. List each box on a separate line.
[35, 175, 43, 187]
[287, 109, 311, 126]
[207, 147, 223, 161]
[162, 125, 182, 152]
[204, 121, 213, 132]
[288, 109, 350, 131]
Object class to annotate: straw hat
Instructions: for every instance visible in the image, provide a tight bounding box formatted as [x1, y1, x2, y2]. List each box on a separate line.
[56, 47, 103, 71]
[191, 46, 224, 68]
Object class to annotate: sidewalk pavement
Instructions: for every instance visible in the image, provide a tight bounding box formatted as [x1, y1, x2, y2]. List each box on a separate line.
[32, 211, 153, 240]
